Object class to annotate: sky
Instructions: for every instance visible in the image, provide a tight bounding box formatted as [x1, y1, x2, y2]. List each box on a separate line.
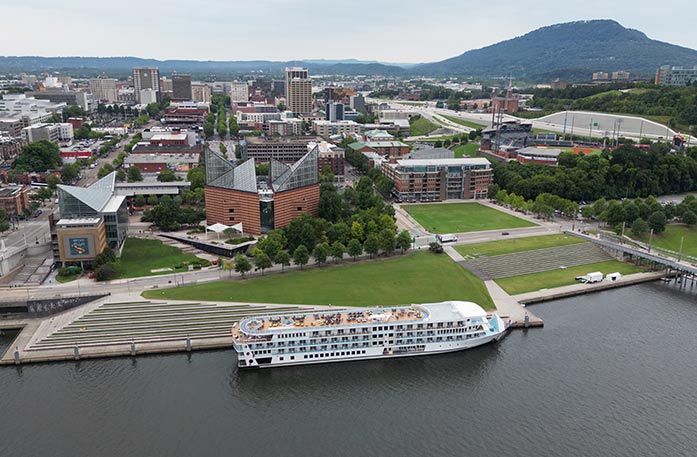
[2, 0, 696, 63]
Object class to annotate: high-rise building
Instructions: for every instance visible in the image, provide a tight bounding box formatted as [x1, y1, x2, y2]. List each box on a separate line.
[230, 82, 249, 102]
[325, 102, 344, 122]
[132, 67, 160, 103]
[89, 77, 118, 102]
[191, 84, 212, 103]
[349, 95, 365, 112]
[172, 74, 193, 101]
[285, 67, 312, 115]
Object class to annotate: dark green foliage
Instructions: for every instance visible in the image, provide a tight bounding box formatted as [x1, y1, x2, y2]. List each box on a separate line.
[127, 166, 143, 182]
[94, 263, 117, 281]
[12, 140, 61, 172]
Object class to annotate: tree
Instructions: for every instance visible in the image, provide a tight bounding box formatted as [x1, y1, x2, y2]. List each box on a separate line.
[347, 238, 362, 260]
[94, 263, 117, 281]
[157, 169, 177, 182]
[222, 259, 235, 277]
[274, 250, 291, 273]
[46, 174, 61, 190]
[60, 163, 79, 183]
[293, 245, 310, 270]
[134, 194, 146, 207]
[253, 251, 273, 275]
[682, 210, 697, 226]
[127, 166, 143, 182]
[94, 248, 116, 268]
[378, 229, 396, 256]
[429, 242, 444, 254]
[0, 208, 9, 233]
[330, 241, 345, 263]
[219, 143, 227, 154]
[234, 254, 252, 278]
[312, 242, 330, 266]
[149, 200, 181, 231]
[98, 163, 114, 178]
[12, 140, 62, 172]
[396, 230, 412, 253]
[147, 195, 159, 206]
[364, 234, 380, 258]
[116, 169, 127, 182]
[187, 167, 206, 191]
[631, 217, 649, 238]
[648, 211, 667, 234]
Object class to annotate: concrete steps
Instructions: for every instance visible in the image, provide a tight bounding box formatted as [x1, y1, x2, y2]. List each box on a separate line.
[469, 243, 612, 279]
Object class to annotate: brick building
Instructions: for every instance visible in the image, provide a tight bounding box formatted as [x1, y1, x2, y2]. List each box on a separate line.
[0, 185, 30, 215]
[348, 141, 410, 159]
[382, 158, 492, 202]
[205, 147, 319, 235]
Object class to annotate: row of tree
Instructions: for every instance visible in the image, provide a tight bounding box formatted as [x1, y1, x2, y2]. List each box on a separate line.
[492, 188, 579, 219]
[583, 195, 697, 233]
[494, 144, 697, 202]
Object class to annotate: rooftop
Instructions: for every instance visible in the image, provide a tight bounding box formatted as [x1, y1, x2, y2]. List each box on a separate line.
[517, 147, 564, 157]
[395, 157, 491, 167]
[56, 217, 101, 226]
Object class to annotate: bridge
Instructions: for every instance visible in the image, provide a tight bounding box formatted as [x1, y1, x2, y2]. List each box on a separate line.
[565, 231, 697, 286]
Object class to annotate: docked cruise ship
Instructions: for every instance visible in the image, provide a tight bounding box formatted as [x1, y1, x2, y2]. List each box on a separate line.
[232, 301, 508, 369]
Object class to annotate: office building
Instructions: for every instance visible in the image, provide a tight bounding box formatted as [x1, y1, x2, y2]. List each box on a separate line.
[349, 95, 365, 112]
[313, 120, 363, 137]
[51, 172, 129, 263]
[308, 141, 344, 183]
[230, 82, 249, 102]
[22, 123, 73, 144]
[89, 78, 118, 102]
[159, 77, 173, 92]
[242, 136, 323, 162]
[267, 119, 303, 136]
[347, 141, 410, 159]
[172, 74, 193, 101]
[382, 158, 493, 202]
[26, 90, 93, 112]
[655, 65, 697, 86]
[205, 147, 320, 235]
[133, 67, 160, 103]
[191, 84, 212, 103]
[325, 102, 344, 122]
[162, 106, 208, 125]
[285, 67, 312, 115]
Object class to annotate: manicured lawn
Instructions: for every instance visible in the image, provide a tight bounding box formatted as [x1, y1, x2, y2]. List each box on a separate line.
[455, 234, 586, 258]
[453, 143, 481, 158]
[409, 117, 439, 136]
[496, 260, 646, 295]
[404, 202, 537, 234]
[441, 115, 486, 130]
[116, 238, 209, 279]
[142, 251, 495, 310]
[636, 224, 697, 258]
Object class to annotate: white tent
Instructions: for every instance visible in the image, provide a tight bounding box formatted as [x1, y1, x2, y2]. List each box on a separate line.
[205, 222, 243, 239]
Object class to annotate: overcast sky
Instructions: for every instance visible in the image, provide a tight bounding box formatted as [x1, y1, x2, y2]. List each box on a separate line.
[2, 0, 695, 63]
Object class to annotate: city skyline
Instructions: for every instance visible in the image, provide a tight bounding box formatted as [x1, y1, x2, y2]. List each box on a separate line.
[2, 0, 696, 63]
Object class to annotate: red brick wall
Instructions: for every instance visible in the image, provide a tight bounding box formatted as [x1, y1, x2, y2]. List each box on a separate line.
[134, 163, 168, 172]
[205, 187, 261, 235]
[273, 184, 320, 230]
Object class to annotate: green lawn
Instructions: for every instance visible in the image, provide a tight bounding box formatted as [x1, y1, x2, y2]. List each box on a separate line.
[636, 224, 697, 258]
[453, 143, 481, 158]
[142, 251, 495, 310]
[116, 238, 209, 279]
[404, 202, 537, 234]
[409, 117, 440, 136]
[496, 260, 646, 295]
[455, 234, 586, 258]
[441, 115, 486, 130]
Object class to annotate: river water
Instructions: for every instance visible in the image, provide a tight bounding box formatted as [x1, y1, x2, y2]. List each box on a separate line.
[1, 283, 696, 456]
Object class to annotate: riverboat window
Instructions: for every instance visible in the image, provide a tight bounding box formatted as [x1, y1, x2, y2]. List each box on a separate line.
[280, 357, 284, 361]
[427, 323, 433, 329]
[417, 324, 424, 329]
[291, 356, 294, 360]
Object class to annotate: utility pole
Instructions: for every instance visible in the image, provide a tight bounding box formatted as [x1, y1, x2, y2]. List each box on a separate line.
[678, 236, 684, 262]
[648, 229, 654, 254]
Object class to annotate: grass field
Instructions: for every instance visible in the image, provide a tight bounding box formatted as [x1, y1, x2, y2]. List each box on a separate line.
[116, 238, 209, 279]
[441, 115, 486, 130]
[453, 143, 481, 158]
[636, 224, 697, 258]
[404, 202, 537, 234]
[455, 234, 585, 258]
[142, 251, 495, 310]
[496, 260, 646, 295]
[409, 116, 440, 136]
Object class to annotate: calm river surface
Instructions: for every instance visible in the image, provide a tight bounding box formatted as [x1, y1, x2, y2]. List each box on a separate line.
[1, 283, 696, 456]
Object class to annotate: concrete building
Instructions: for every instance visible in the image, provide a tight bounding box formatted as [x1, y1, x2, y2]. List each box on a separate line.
[124, 153, 200, 173]
[480, 120, 533, 157]
[139, 89, 158, 106]
[159, 77, 173, 92]
[349, 95, 365, 112]
[515, 147, 563, 166]
[51, 172, 129, 263]
[172, 74, 193, 101]
[26, 90, 93, 112]
[22, 123, 73, 144]
[267, 119, 303, 136]
[205, 147, 320, 235]
[191, 84, 212, 103]
[242, 136, 324, 162]
[382, 158, 493, 202]
[313, 120, 363, 137]
[162, 106, 208, 125]
[141, 127, 198, 146]
[325, 102, 344, 122]
[612, 71, 630, 81]
[133, 67, 160, 103]
[0, 136, 23, 161]
[592, 72, 609, 81]
[655, 65, 697, 86]
[230, 82, 249, 102]
[0, 185, 30, 215]
[347, 141, 410, 159]
[285, 67, 312, 115]
[89, 78, 118, 102]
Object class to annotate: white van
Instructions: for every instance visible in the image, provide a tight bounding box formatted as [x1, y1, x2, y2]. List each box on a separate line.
[437, 234, 458, 243]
